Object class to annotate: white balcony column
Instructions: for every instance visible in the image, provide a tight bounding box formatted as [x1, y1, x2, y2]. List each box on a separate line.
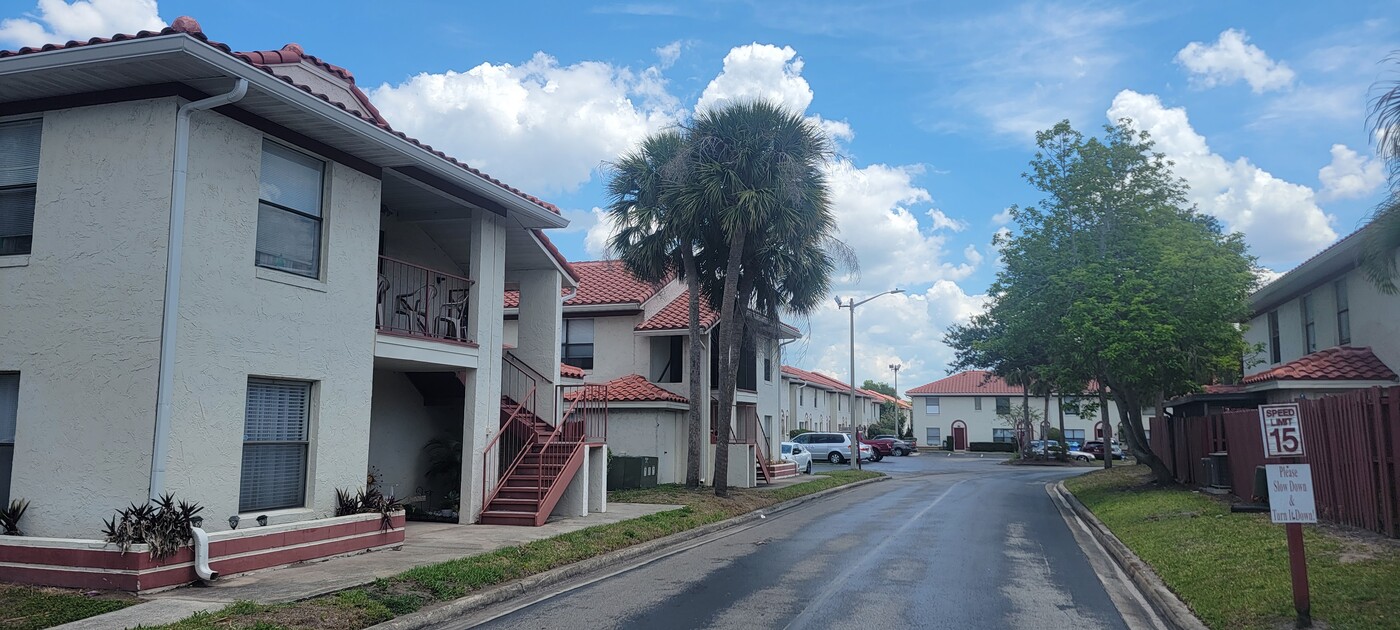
[459, 210, 506, 523]
[515, 268, 563, 423]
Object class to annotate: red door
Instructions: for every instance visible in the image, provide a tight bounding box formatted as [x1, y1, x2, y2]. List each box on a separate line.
[952, 421, 968, 451]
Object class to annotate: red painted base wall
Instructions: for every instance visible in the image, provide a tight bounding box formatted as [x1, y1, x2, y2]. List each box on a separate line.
[0, 512, 405, 592]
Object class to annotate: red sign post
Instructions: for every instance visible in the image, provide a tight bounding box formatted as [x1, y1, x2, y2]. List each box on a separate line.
[1260, 403, 1312, 628]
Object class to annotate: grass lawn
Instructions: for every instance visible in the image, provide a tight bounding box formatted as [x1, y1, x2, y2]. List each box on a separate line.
[139, 470, 881, 630]
[0, 583, 138, 630]
[1065, 465, 1400, 630]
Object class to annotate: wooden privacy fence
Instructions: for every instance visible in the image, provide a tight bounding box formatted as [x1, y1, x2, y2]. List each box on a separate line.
[1151, 386, 1400, 537]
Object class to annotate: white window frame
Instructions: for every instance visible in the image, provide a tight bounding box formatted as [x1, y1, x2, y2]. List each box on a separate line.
[240, 378, 313, 513]
[562, 318, 595, 370]
[256, 140, 327, 279]
[0, 118, 42, 258]
[925, 397, 940, 415]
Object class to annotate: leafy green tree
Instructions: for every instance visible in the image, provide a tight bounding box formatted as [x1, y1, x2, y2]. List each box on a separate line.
[861, 379, 905, 429]
[606, 131, 708, 488]
[670, 100, 841, 496]
[1363, 63, 1400, 293]
[949, 120, 1255, 483]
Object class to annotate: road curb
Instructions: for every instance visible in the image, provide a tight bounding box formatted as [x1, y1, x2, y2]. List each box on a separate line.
[1053, 481, 1207, 630]
[368, 475, 889, 630]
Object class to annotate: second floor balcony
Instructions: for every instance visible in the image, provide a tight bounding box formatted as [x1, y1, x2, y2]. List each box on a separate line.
[375, 255, 479, 369]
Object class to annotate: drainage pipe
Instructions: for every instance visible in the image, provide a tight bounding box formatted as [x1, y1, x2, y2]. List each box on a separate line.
[149, 79, 249, 500]
[190, 526, 219, 581]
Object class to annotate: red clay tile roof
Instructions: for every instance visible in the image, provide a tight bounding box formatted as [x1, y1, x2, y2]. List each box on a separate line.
[907, 370, 1023, 395]
[532, 230, 580, 284]
[504, 260, 660, 309]
[0, 16, 559, 216]
[635, 290, 719, 332]
[1242, 346, 1398, 385]
[588, 374, 688, 404]
[559, 363, 586, 379]
[234, 42, 388, 126]
[1201, 383, 1247, 394]
[781, 365, 852, 392]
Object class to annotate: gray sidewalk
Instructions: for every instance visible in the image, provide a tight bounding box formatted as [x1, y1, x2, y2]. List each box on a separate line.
[55, 503, 681, 630]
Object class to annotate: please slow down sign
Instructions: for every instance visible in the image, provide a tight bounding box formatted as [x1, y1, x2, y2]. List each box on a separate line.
[1266, 464, 1318, 524]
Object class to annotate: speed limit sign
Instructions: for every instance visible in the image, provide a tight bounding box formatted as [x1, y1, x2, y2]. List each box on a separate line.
[1260, 403, 1306, 458]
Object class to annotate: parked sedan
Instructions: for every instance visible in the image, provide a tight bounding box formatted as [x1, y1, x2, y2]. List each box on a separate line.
[780, 441, 813, 474]
[860, 438, 889, 462]
[1066, 449, 1095, 462]
[1083, 440, 1125, 460]
[871, 436, 916, 456]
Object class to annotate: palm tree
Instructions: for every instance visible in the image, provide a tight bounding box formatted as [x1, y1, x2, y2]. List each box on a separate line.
[670, 100, 839, 496]
[1364, 64, 1400, 293]
[605, 130, 709, 488]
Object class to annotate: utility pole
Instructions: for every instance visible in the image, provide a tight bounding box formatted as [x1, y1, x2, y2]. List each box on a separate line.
[837, 289, 903, 470]
[889, 363, 901, 435]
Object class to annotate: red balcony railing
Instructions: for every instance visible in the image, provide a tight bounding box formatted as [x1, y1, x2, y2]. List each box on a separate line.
[376, 256, 475, 345]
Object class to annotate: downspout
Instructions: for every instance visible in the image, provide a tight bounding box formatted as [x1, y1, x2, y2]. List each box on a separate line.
[190, 526, 219, 581]
[560, 287, 578, 303]
[150, 80, 249, 501]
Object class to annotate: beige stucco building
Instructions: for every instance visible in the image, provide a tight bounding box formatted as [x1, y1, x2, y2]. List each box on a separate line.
[0, 16, 604, 572]
[505, 261, 797, 486]
[906, 371, 1137, 450]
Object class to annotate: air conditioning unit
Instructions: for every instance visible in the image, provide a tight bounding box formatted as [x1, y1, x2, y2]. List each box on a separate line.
[1201, 452, 1231, 489]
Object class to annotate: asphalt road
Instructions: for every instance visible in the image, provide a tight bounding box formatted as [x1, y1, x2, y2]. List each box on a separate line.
[443, 454, 1160, 630]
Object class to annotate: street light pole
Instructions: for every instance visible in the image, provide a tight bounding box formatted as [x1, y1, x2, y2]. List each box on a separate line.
[837, 289, 904, 470]
[889, 363, 901, 435]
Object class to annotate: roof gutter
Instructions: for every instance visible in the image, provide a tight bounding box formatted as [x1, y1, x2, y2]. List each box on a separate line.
[150, 78, 248, 501]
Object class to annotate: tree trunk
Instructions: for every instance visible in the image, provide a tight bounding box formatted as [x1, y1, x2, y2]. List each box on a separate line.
[712, 230, 747, 497]
[1021, 375, 1032, 459]
[682, 248, 703, 489]
[1113, 390, 1173, 484]
[1057, 391, 1066, 461]
[1098, 385, 1112, 470]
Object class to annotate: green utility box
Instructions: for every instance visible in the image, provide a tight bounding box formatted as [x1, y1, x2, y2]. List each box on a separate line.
[608, 456, 658, 489]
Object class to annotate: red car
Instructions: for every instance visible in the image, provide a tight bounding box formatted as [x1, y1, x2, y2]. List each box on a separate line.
[857, 437, 888, 461]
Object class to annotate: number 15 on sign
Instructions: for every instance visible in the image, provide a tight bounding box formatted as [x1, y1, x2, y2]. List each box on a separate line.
[1259, 403, 1306, 458]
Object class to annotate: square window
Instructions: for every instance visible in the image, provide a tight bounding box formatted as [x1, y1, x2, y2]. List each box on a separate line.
[995, 397, 1011, 415]
[924, 397, 940, 415]
[562, 319, 595, 370]
[240, 378, 311, 512]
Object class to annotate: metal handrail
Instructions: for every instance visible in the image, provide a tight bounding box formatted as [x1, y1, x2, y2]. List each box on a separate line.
[480, 384, 540, 511]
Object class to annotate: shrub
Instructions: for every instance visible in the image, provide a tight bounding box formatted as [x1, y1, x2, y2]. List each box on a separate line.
[1, 498, 28, 536]
[101, 493, 203, 559]
[968, 441, 1017, 452]
[788, 429, 810, 439]
[336, 487, 403, 531]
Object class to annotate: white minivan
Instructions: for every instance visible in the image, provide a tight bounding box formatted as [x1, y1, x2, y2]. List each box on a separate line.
[790, 432, 873, 464]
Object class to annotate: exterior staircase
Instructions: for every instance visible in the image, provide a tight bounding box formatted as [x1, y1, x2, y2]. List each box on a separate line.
[479, 354, 607, 526]
[478, 396, 587, 526]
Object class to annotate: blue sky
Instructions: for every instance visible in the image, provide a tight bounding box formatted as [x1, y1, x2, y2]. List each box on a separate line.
[2, 0, 1396, 391]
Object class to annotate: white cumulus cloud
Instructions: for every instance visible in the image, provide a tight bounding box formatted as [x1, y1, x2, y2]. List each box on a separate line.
[696, 43, 813, 114]
[926, 208, 968, 232]
[370, 52, 682, 195]
[1107, 90, 1335, 265]
[1175, 29, 1295, 93]
[583, 207, 616, 259]
[0, 0, 162, 47]
[1318, 144, 1385, 200]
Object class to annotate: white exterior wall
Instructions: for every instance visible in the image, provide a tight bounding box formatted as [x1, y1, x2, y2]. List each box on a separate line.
[1246, 270, 1400, 375]
[162, 109, 381, 531]
[0, 100, 177, 537]
[606, 408, 686, 485]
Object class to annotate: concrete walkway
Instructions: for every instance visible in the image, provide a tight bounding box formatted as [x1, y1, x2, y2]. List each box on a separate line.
[55, 504, 681, 630]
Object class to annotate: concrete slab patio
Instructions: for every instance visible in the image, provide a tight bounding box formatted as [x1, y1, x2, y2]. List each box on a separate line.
[54, 503, 681, 630]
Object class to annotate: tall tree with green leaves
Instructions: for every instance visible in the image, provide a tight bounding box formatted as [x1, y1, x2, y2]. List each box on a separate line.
[605, 130, 710, 488]
[1362, 62, 1400, 293]
[949, 120, 1256, 483]
[671, 100, 840, 496]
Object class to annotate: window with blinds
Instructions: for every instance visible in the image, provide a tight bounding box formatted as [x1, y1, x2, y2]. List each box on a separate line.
[0, 119, 41, 256]
[240, 378, 312, 512]
[256, 141, 324, 278]
[0, 373, 17, 506]
[561, 319, 595, 369]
